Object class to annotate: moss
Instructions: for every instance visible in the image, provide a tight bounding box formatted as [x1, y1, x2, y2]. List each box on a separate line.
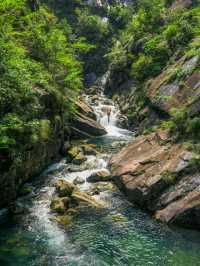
[39, 119, 51, 142]
[19, 184, 33, 196]
[162, 171, 177, 184]
[68, 146, 80, 159]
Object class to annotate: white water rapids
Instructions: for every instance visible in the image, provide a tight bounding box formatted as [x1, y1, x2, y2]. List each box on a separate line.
[4, 91, 134, 264]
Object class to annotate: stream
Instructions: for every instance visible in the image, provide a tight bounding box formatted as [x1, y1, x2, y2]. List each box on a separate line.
[1, 92, 200, 266]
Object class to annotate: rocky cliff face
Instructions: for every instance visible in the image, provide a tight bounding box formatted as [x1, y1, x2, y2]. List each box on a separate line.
[108, 43, 200, 230]
[109, 130, 200, 229]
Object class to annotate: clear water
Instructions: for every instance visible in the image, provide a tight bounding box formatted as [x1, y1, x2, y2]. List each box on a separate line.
[1, 93, 200, 266]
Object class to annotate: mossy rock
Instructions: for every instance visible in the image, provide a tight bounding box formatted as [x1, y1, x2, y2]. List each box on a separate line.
[72, 153, 87, 165]
[81, 144, 99, 156]
[50, 197, 70, 214]
[67, 146, 80, 159]
[55, 180, 75, 197]
[71, 191, 104, 208]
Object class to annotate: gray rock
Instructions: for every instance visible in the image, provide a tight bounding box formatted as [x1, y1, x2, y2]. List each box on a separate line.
[73, 177, 85, 185]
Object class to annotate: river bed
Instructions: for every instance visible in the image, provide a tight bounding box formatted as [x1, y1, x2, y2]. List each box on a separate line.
[1, 93, 200, 266]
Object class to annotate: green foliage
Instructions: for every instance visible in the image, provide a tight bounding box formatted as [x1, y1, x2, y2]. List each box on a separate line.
[186, 117, 200, 138]
[0, 0, 95, 170]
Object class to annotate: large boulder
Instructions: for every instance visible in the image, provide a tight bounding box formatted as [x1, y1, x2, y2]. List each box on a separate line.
[109, 131, 200, 229]
[76, 99, 96, 120]
[72, 112, 106, 139]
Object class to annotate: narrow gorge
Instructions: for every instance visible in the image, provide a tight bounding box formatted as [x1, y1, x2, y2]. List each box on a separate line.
[0, 0, 200, 265]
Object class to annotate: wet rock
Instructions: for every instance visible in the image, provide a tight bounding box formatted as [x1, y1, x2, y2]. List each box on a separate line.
[87, 170, 111, 183]
[73, 177, 85, 185]
[91, 182, 117, 194]
[55, 180, 75, 197]
[81, 144, 99, 156]
[71, 191, 104, 208]
[67, 146, 81, 160]
[72, 112, 106, 139]
[68, 164, 87, 172]
[73, 153, 87, 165]
[50, 197, 70, 214]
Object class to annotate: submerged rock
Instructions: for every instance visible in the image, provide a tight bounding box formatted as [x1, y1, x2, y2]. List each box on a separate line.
[87, 170, 111, 183]
[49, 215, 72, 226]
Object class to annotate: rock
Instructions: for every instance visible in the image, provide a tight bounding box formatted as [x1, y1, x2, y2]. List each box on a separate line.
[67, 146, 81, 159]
[73, 153, 87, 165]
[91, 182, 117, 194]
[90, 95, 99, 103]
[50, 197, 70, 214]
[155, 190, 200, 229]
[81, 143, 99, 155]
[146, 56, 200, 114]
[50, 215, 72, 226]
[68, 164, 87, 172]
[72, 112, 106, 139]
[87, 170, 111, 183]
[55, 180, 75, 197]
[76, 99, 96, 120]
[87, 86, 102, 95]
[111, 141, 127, 149]
[73, 177, 85, 185]
[109, 132, 200, 229]
[71, 191, 104, 208]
